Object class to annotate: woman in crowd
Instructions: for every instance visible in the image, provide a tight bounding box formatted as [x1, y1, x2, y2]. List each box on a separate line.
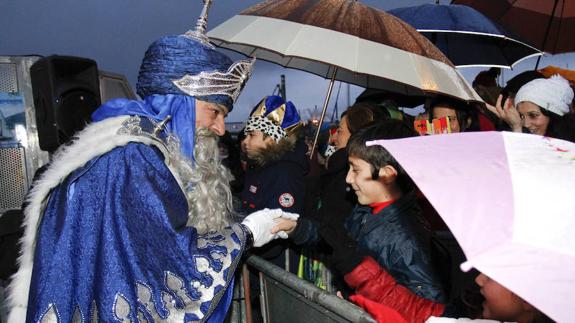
[488, 75, 575, 142]
[290, 102, 389, 247]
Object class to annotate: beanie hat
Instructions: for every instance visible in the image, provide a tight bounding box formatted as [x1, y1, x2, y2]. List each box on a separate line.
[244, 96, 302, 142]
[514, 75, 574, 116]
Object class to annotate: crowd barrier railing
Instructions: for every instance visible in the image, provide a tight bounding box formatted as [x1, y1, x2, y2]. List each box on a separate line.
[228, 254, 376, 323]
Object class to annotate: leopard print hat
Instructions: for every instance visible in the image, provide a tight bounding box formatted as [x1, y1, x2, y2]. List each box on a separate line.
[245, 96, 302, 142]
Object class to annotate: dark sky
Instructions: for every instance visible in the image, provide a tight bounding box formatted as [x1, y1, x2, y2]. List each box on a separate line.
[1, 0, 573, 121]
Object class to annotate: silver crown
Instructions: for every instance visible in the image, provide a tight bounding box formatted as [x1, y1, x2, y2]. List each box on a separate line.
[172, 57, 256, 102]
[183, 0, 215, 49]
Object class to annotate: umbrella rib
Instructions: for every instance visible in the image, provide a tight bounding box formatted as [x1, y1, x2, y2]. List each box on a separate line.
[551, 0, 566, 53]
[286, 56, 293, 68]
[509, 52, 547, 69]
[444, 32, 451, 61]
[499, 0, 519, 22]
[536, 0, 559, 67]
[418, 29, 506, 38]
[541, 0, 560, 50]
[248, 47, 258, 57]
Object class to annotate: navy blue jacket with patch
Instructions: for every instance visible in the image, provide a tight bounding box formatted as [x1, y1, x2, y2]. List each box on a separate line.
[241, 139, 308, 214]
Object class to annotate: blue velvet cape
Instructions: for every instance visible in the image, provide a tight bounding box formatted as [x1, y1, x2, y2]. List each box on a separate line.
[27, 141, 246, 322]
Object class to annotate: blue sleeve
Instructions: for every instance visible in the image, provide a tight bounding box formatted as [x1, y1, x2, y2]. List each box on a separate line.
[290, 216, 321, 246]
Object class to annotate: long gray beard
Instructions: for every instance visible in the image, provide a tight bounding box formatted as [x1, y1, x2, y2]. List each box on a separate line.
[169, 128, 234, 234]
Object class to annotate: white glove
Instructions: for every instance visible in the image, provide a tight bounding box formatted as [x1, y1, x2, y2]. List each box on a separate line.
[280, 211, 299, 221]
[275, 231, 289, 239]
[241, 208, 283, 247]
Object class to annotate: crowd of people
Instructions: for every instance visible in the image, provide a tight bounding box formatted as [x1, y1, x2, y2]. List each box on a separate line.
[223, 64, 573, 323]
[1, 6, 574, 323]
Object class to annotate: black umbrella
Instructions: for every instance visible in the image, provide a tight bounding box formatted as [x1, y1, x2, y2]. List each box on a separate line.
[389, 3, 542, 68]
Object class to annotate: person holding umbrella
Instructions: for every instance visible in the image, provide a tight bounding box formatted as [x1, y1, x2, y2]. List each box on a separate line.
[290, 102, 390, 249]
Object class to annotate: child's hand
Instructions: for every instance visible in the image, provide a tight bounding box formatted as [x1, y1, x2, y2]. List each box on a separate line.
[271, 217, 297, 236]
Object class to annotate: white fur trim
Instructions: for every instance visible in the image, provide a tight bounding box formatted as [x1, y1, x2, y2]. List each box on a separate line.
[6, 116, 174, 322]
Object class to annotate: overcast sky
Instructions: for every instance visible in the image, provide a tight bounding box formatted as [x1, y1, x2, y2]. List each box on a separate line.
[1, 0, 573, 122]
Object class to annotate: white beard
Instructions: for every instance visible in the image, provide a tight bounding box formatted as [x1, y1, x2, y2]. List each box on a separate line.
[170, 127, 234, 233]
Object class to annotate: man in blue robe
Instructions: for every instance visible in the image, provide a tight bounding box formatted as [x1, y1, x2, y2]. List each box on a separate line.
[6, 8, 297, 323]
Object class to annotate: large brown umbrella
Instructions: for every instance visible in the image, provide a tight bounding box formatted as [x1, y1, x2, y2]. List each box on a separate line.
[207, 0, 482, 153]
[453, 0, 575, 55]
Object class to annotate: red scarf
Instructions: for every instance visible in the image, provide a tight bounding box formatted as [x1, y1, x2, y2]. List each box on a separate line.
[369, 200, 396, 214]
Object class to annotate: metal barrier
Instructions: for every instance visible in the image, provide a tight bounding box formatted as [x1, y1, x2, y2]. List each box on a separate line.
[240, 255, 376, 323]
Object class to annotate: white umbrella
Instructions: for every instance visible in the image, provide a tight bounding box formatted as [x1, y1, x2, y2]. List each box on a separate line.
[207, 0, 482, 154]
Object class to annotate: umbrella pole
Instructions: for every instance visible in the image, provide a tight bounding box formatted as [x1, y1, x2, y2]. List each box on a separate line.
[310, 67, 338, 159]
[535, 0, 559, 69]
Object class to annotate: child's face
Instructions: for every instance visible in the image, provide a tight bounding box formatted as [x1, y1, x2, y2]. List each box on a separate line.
[475, 273, 532, 322]
[346, 156, 385, 205]
[243, 130, 274, 159]
[432, 105, 461, 133]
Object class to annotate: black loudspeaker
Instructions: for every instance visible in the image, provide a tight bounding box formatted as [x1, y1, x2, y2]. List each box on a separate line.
[31, 55, 101, 152]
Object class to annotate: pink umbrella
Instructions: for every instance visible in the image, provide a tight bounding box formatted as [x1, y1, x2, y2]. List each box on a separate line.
[368, 132, 575, 322]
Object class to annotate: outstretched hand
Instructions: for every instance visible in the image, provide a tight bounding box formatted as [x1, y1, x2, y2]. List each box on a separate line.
[241, 209, 299, 247]
[271, 211, 299, 237]
[484, 94, 522, 132]
[271, 217, 298, 237]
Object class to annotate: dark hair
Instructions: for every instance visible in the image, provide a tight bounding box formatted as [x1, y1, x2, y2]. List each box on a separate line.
[344, 102, 389, 134]
[539, 108, 575, 142]
[500, 70, 545, 101]
[428, 97, 480, 132]
[472, 67, 500, 88]
[248, 127, 302, 167]
[346, 120, 417, 193]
